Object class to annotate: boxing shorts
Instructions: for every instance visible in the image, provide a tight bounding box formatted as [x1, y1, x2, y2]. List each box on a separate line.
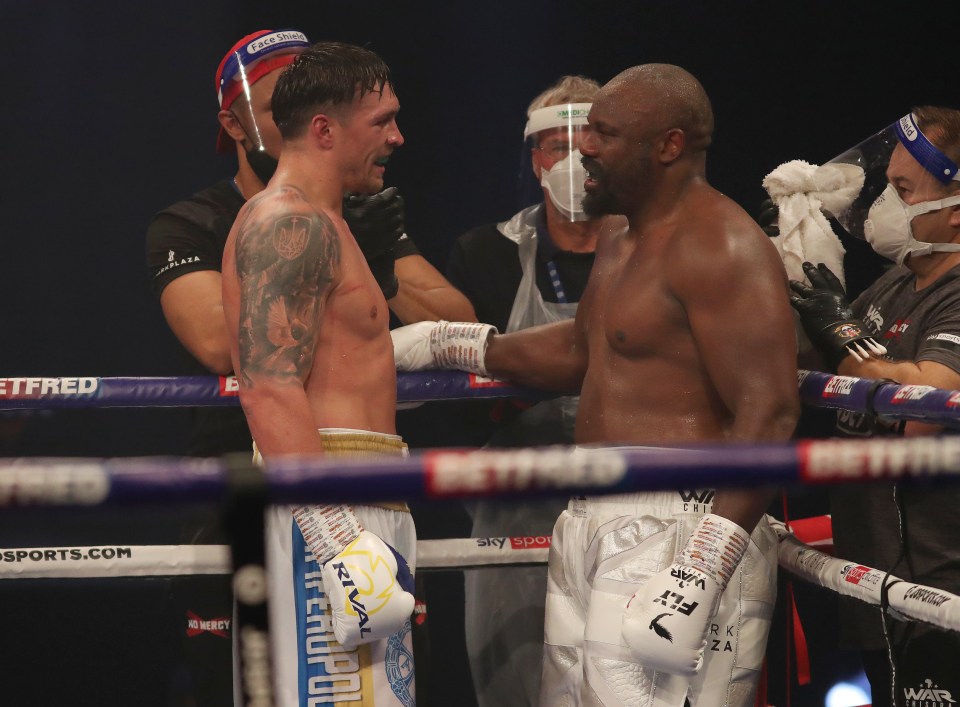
[541, 490, 777, 707]
[252, 429, 416, 707]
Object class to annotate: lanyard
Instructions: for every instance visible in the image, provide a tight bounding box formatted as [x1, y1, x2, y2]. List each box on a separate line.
[545, 260, 568, 304]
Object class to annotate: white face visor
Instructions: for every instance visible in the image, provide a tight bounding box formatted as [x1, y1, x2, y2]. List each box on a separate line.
[523, 103, 593, 221]
[824, 113, 960, 264]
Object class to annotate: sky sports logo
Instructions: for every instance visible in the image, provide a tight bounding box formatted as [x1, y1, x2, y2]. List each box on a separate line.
[1, 547, 132, 562]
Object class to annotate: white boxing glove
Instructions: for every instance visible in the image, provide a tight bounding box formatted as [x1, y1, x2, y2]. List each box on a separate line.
[622, 514, 750, 676]
[391, 320, 497, 375]
[321, 529, 416, 647]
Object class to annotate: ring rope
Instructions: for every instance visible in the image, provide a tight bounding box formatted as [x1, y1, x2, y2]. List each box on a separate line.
[0, 371, 548, 410]
[0, 537, 552, 578]
[2, 370, 960, 427]
[4, 437, 960, 507]
[3, 525, 957, 637]
[773, 520, 960, 633]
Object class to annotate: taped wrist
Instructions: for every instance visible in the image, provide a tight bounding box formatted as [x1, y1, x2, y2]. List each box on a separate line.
[429, 321, 496, 375]
[293, 504, 363, 565]
[680, 514, 750, 589]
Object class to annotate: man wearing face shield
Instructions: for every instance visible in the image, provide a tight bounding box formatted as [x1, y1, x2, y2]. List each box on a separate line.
[789, 107, 960, 706]
[446, 76, 615, 707]
[146, 29, 476, 457]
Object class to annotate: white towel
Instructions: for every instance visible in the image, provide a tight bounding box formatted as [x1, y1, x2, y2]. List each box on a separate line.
[762, 160, 864, 288]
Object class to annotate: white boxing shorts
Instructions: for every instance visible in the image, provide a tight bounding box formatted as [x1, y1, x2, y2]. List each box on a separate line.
[541, 490, 778, 707]
[252, 429, 416, 707]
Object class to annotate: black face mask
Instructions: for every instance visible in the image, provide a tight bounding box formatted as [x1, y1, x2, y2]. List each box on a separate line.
[246, 147, 279, 184]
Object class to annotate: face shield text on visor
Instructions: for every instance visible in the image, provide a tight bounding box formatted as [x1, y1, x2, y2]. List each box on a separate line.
[522, 103, 592, 222]
[824, 112, 960, 265]
[215, 30, 310, 181]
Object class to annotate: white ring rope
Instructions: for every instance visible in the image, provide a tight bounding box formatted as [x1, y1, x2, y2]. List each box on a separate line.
[0, 538, 551, 579]
[3, 525, 958, 637]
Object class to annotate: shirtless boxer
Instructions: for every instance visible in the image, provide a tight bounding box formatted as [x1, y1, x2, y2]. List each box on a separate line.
[392, 64, 799, 705]
[222, 42, 416, 706]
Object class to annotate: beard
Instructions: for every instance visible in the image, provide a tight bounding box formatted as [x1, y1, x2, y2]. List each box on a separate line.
[582, 184, 620, 217]
[582, 152, 652, 217]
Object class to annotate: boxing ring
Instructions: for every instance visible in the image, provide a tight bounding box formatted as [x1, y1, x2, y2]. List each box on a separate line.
[3, 369, 960, 707]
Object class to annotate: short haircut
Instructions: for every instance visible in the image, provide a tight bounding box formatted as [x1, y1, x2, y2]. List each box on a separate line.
[272, 41, 392, 141]
[527, 75, 601, 117]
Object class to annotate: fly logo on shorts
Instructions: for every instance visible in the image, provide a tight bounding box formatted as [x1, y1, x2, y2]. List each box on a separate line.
[904, 679, 956, 706]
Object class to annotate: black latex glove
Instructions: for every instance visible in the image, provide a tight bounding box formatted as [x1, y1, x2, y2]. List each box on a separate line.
[343, 187, 405, 299]
[757, 197, 779, 238]
[789, 261, 887, 370]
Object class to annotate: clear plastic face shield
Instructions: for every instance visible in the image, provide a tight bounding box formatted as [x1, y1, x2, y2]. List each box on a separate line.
[520, 103, 592, 222]
[215, 30, 310, 181]
[824, 112, 960, 265]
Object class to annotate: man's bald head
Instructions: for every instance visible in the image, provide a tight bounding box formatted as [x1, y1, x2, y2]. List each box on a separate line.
[604, 64, 714, 152]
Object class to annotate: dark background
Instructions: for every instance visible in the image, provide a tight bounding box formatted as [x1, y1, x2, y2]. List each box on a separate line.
[2, 1, 959, 705]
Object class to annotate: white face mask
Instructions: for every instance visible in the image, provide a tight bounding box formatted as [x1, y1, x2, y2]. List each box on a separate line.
[541, 149, 588, 222]
[863, 184, 960, 264]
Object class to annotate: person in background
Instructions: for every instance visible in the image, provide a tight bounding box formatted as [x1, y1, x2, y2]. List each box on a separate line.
[789, 106, 960, 707]
[447, 74, 615, 707]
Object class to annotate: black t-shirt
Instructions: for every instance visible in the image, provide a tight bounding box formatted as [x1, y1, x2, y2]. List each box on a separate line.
[446, 210, 594, 332]
[417, 208, 594, 449]
[145, 180, 249, 456]
[145, 180, 422, 456]
[832, 264, 960, 648]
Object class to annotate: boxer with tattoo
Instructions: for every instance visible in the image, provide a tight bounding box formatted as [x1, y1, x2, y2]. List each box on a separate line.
[222, 42, 416, 707]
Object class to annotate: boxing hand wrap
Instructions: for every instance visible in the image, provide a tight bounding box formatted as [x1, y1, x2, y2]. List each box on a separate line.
[391, 320, 497, 375]
[321, 530, 416, 647]
[622, 514, 750, 676]
[789, 261, 887, 370]
[293, 504, 363, 565]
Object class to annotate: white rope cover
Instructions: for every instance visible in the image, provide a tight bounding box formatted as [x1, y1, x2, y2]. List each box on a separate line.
[773, 521, 960, 633]
[4, 530, 958, 637]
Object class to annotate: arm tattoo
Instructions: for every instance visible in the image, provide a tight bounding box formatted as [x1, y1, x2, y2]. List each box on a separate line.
[234, 188, 340, 386]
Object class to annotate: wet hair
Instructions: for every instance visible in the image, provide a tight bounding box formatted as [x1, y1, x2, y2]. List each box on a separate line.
[526, 75, 601, 116]
[914, 105, 960, 168]
[272, 41, 392, 141]
[608, 64, 714, 152]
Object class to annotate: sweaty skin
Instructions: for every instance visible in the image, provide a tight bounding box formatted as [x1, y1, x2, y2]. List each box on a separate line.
[223, 192, 397, 456]
[484, 65, 799, 530]
[221, 80, 405, 459]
